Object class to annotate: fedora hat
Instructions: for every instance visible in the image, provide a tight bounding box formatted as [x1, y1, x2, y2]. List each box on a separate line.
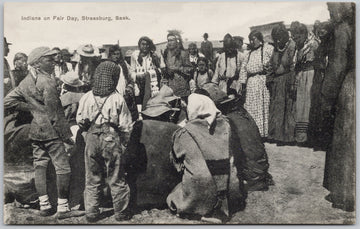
[77, 44, 100, 57]
[141, 85, 180, 117]
[202, 82, 236, 105]
[59, 71, 84, 87]
[141, 101, 180, 117]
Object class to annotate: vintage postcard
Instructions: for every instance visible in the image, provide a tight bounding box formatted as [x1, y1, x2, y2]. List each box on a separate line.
[3, 1, 356, 225]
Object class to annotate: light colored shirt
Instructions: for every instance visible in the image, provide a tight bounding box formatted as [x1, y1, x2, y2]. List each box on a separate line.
[130, 50, 162, 97]
[76, 90, 132, 132]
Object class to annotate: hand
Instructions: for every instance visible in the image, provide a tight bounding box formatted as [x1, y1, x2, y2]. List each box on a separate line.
[78, 118, 91, 131]
[134, 84, 140, 96]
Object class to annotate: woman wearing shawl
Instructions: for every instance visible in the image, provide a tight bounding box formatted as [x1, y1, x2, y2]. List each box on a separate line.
[290, 22, 319, 144]
[167, 94, 245, 222]
[267, 24, 297, 144]
[322, 2, 355, 212]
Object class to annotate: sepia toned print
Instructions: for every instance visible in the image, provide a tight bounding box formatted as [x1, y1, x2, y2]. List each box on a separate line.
[3, 1, 356, 224]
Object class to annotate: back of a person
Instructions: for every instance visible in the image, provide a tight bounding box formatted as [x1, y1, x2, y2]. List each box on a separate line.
[125, 119, 181, 207]
[185, 116, 230, 160]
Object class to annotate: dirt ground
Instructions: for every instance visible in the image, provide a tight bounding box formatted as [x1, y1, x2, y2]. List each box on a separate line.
[3, 143, 356, 225]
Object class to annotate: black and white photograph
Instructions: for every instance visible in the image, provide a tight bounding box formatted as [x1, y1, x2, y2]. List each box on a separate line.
[2, 1, 356, 225]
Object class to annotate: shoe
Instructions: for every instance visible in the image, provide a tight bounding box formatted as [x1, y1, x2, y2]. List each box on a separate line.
[86, 214, 101, 223]
[201, 216, 222, 224]
[56, 210, 86, 220]
[325, 194, 333, 203]
[40, 207, 56, 217]
[115, 212, 132, 221]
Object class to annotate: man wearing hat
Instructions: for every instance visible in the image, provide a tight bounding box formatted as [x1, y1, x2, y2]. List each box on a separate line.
[4, 47, 84, 219]
[3, 37, 15, 96]
[199, 82, 274, 191]
[124, 85, 182, 209]
[76, 44, 101, 92]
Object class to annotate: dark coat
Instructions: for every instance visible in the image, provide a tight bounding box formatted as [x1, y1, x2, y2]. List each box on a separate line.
[322, 21, 355, 212]
[163, 49, 193, 97]
[124, 120, 181, 207]
[4, 71, 71, 141]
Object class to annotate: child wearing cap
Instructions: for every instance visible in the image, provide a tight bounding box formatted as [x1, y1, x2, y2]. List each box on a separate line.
[76, 61, 133, 222]
[4, 46, 84, 219]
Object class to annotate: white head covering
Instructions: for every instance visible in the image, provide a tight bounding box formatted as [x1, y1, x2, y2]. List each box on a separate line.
[187, 93, 221, 128]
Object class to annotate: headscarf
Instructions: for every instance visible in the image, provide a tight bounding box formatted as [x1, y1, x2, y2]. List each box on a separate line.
[92, 61, 120, 96]
[187, 93, 221, 129]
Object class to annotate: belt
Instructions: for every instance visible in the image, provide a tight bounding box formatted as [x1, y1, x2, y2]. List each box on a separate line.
[248, 71, 266, 78]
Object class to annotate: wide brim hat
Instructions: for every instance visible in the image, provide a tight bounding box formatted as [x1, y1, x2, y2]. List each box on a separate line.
[141, 85, 180, 117]
[59, 71, 84, 87]
[77, 44, 100, 57]
[141, 102, 180, 117]
[202, 82, 236, 105]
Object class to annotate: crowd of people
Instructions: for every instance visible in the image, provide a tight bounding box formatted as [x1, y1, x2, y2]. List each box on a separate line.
[3, 2, 355, 223]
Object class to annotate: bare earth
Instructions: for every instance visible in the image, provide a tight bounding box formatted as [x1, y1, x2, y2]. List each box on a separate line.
[4, 143, 356, 225]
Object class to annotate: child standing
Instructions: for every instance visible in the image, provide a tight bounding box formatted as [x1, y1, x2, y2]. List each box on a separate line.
[76, 61, 133, 222]
[190, 57, 213, 93]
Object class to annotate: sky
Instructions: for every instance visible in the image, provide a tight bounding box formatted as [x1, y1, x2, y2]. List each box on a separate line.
[4, 1, 330, 67]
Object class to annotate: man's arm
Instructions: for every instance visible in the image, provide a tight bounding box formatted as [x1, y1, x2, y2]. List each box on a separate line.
[4, 86, 31, 114]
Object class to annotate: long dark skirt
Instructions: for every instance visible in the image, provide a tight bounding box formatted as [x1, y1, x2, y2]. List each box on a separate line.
[268, 72, 296, 143]
[308, 69, 325, 149]
[323, 70, 355, 212]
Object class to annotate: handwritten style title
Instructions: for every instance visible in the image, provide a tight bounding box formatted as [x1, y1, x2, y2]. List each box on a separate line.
[21, 16, 130, 22]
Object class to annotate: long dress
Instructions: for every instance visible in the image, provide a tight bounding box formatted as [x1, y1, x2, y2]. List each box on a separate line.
[322, 21, 355, 212]
[294, 34, 319, 143]
[268, 40, 297, 143]
[308, 40, 329, 149]
[240, 44, 273, 137]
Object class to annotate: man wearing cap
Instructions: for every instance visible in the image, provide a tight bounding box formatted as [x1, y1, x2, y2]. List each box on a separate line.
[4, 47, 84, 219]
[199, 82, 274, 191]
